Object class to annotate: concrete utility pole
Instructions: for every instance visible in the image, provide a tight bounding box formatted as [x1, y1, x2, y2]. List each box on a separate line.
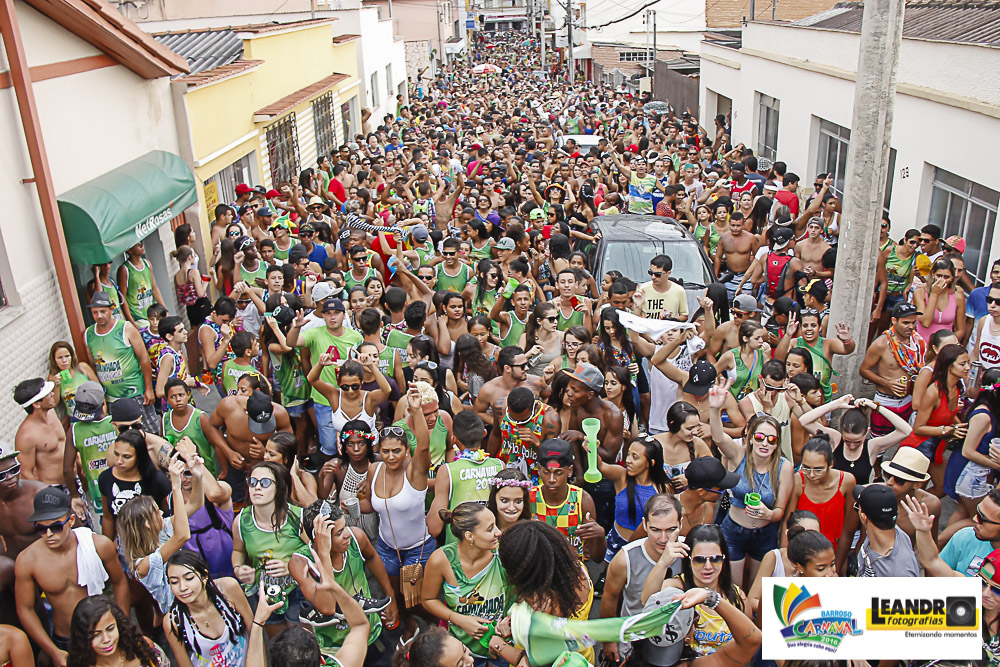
[827, 0, 905, 397]
[651, 10, 656, 94]
[567, 0, 574, 82]
[540, 12, 546, 72]
[436, 0, 444, 75]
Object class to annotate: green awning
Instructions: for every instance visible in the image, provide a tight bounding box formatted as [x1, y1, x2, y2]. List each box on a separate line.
[58, 150, 197, 264]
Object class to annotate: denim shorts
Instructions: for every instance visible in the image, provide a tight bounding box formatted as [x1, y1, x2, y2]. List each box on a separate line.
[314, 402, 338, 456]
[375, 535, 434, 578]
[956, 462, 992, 499]
[720, 513, 778, 562]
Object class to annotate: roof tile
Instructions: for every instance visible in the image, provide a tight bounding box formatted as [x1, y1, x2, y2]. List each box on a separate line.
[254, 72, 351, 121]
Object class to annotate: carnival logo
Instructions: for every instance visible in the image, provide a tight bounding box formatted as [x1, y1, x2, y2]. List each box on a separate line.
[135, 208, 173, 238]
[773, 583, 862, 653]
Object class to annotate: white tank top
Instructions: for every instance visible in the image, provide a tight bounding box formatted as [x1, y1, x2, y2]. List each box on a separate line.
[770, 548, 786, 577]
[977, 315, 1000, 369]
[371, 461, 429, 550]
[331, 391, 378, 439]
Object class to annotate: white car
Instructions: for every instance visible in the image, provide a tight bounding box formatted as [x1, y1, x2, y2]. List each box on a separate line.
[557, 134, 604, 154]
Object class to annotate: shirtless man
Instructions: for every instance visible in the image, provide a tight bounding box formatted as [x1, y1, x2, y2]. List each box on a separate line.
[473, 346, 545, 426]
[15, 487, 128, 667]
[204, 389, 292, 503]
[13, 379, 66, 485]
[0, 442, 46, 617]
[859, 302, 926, 437]
[707, 295, 758, 361]
[715, 215, 759, 302]
[796, 218, 833, 279]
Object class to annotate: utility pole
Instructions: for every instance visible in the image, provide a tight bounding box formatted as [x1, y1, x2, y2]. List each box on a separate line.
[827, 0, 905, 397]
[540, 11, 546, 72]
[435, 0, 444, 76]
[567, 0, 574, 83]
[651, 10, 656, 96]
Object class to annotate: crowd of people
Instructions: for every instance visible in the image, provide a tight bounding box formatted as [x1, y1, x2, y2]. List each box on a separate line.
[2, 27, 998, 667]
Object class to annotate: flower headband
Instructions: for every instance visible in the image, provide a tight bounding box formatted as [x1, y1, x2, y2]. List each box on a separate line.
[491, 477, 531, 488]
[340, 429, 375, 443]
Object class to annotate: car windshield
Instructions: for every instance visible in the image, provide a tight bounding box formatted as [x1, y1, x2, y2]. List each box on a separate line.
[601, 241, 712, 288]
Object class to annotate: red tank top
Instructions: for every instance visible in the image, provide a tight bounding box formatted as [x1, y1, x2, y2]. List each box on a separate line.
[797, 470, 847, 549]
[899, 386, 961, 464]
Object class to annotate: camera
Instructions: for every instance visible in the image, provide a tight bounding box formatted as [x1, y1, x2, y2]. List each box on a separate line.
[945, 597, 976, 627]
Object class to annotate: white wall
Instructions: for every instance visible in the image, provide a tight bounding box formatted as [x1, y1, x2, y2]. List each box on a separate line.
[0, 2, 183, 439]
[568, 0, 704, 53]
[327, 8, 407, 123]
[699, 24, 1000, 271]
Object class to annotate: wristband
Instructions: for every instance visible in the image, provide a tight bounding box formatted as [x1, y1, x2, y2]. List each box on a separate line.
[704, 589, 721, 610]
[253, 621, 265, 627]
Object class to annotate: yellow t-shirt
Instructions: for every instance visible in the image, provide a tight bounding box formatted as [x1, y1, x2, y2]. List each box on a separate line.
[570, 565, 596, 664]
[639, 280, 689, 320]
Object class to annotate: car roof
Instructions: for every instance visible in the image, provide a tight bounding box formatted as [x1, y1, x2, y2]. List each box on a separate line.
[560, 134, 604, 145]
[592, 215, 691, 242]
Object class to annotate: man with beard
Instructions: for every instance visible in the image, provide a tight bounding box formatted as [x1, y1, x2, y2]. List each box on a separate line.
[859, 302, 926, 436]
[473, 346, 544, 426]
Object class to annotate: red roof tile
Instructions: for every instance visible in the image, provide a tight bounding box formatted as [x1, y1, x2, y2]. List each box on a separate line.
[175, 59, 263, 88]
[253, 72, 351, 121]
[333, 33, 361, 43]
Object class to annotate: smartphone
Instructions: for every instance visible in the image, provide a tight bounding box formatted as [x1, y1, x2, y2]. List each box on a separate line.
[570, 296, 580, 308]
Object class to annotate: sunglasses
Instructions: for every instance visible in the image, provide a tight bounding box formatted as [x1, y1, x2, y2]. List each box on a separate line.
[543, 316, 558, 323]
[762, 382, 786, 392]
[0, 462, 21, 482]
[340, 383, 361, 392]
[511, 363, 527, 370]
[442, 252, 457, 257]
[117, 423, 142, 434]
[382, 426, 406, 438]
[987, 296, 1000, 306]
[648, 270, 664, 278]
[977, 507, 1000, 526]
[248, 477, 275, 489]
[919, 237, 933, 244]
[800, 465, 827, 475]
[418, 361, 439, 370]
[33, 516, 71, 534]
[980, 573, 1000, 597]
[691, 555, 725, 565]
[752, 432, 778, 445]
[300, 231, 315, 237]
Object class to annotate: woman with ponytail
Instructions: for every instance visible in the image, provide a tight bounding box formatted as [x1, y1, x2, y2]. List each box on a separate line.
[747, 510, 820, 621]
[163, 551, 251, 667]
[421, 502, 520, 666]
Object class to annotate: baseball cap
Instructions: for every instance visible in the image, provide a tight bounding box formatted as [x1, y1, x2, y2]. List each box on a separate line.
[944, 235, 967, 253]
[763, 182, 779, 193]
[805, 279, 829, 301]
[495, 237, 516, 251]
[28, 486, 73, 523]
[234, 235, 256, 252]
[771, 226, 794, 250]
[411, 224, 429, 242]
[235, 183, 252, 196]
[298, 222, 317, 234]
[265, 189, 281, 199]
[311, 282, 338, 303]
[566, 362, 604, 392]
[88, 291, 113, 309]
[321, 298, 346, 313]
[733, 294, 759, 314]
[852, 483, 898, 523]
[247, 390, 276, 435]
[72, 381, 105, 422]
[891, 302, 921, 319]
[0, 441, 20, 463]
[529, 208, 545, 221]
[537, 438, 574, 468]
[271, 305, 296, 328]
[256, 208, 274, 218]
[638, 588, 695, 666]
[109, 397, 142, 423]
[682, 360, 717, 397]
[686, 457, 741, 490]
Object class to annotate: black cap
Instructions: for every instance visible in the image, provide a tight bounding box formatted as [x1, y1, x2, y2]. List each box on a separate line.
[771, 226, 794, 249]
[686, 457, 741, 490]
[247, 390, 276, 435]
[235, 235, 256, 252]
[28, 487, 73, 522]
[852, 484, 898, 523]
[109, 397, 142, 423]
[682, 360, 717, 397]
[892, 302, 921, 319]
[321, 298, 346, 313]
[538, 438, 574, 468]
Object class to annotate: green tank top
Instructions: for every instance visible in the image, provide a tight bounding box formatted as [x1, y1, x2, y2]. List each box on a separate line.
[471, 287, 498, 317]
[705, 224, 722, 257]
[237, 504, 311, 615]
[729, 347, 764, 400]
[313, 533, 382, 656]
[377, 345, 396, 378]
[221, 359, 258, 395]
[469, 239, 494, 262]
[273, 350, 310, 407]
[397, 417, 450, 469]
[344, 267, 376, 292]
[239, 260, 267, 286]
[442, 543, 510, 657]
[414, 241, 436, 267]
[162, 408, 218, 477]
[70, 417, 115, 512]
[795, 336, 835, 400]
[57, 368, 89, 416]
[885, 245, 916, 295]
[436, 263, 471, 293]
[443, 455, 504, 545]
[86, 319, 144, 400]
[385, 329, 414, 361]
[123, 258, 154, 321]
[500, 311, 528, 347]
[557, 305, 583, 331]
[273, 241, 292, 261]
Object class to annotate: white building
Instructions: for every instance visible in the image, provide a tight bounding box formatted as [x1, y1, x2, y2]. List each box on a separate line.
[699, 7, 1000, 282]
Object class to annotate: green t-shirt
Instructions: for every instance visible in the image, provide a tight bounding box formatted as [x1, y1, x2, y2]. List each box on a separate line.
[300, 326, 364, 405]
[313, 532, 382, 656]
[628, 172, 656, 215]
[162, 408, 218, 477]
[221, 359, 258, 395]
[239, 260, 267, 286]
[70, 417, 116, 512]
[85, 319, 144, 400]
[236, 504, 312, 615]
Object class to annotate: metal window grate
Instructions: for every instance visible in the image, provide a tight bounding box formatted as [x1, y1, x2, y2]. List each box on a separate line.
[266, 114, 300, 186]
[928, 166, 1000, 285]
[312, 93, 335, 159]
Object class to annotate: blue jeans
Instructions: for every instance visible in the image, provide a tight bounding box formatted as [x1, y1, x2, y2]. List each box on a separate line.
[375, 536, 434, 577]
[720, 513, 778, 562]
[314, 402, 337, 456]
